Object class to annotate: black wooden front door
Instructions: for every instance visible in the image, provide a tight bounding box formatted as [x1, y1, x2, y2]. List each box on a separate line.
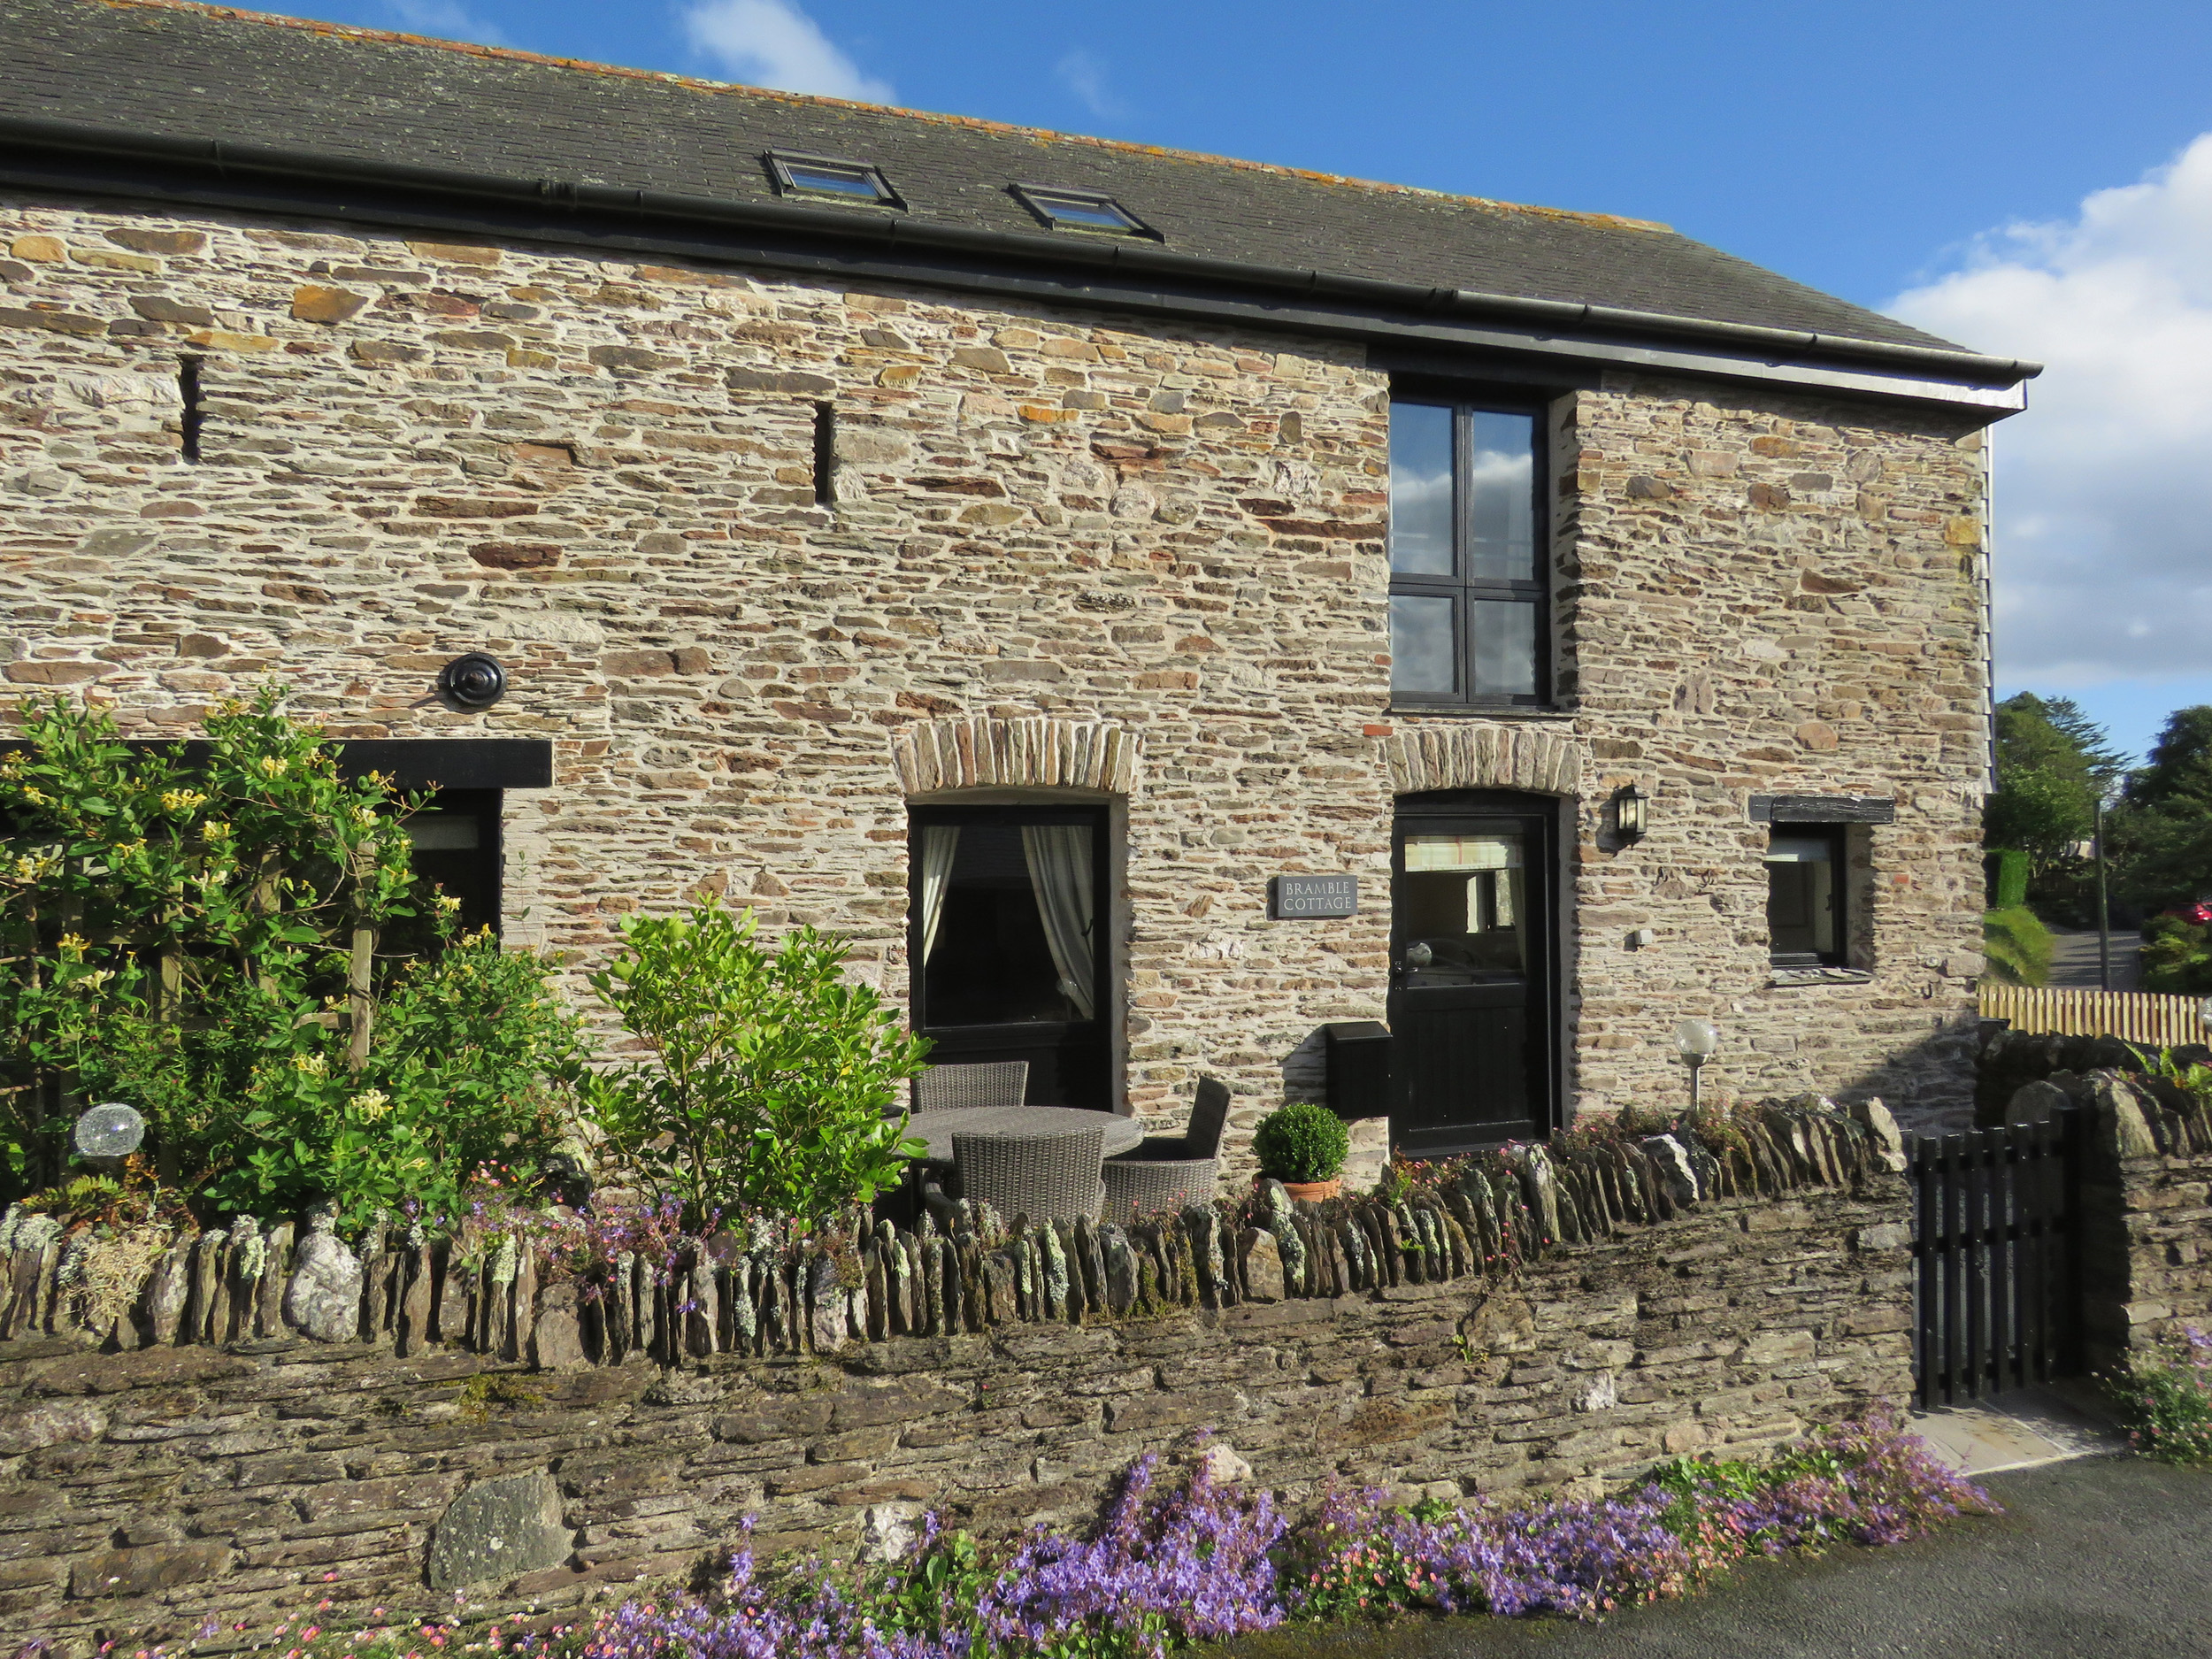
[1388, 793, 1555, 1155]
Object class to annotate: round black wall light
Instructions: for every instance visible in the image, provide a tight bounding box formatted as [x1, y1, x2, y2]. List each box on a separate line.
[438, 652, 508, 709]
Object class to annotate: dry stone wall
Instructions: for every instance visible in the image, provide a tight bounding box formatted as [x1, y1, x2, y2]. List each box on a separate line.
[2, 189, 1990, 1148]
[2064, 1071, 2212, 1365]
[0, 1132, 1912, 1648]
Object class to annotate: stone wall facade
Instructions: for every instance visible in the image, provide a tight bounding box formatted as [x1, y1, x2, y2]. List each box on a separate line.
[1, 188, 1993, 1143]
[0, 1171, 1911, 1648]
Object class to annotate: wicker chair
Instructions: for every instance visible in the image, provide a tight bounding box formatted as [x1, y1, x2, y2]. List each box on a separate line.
[1100, 1076, 1228, 1218]
[1102, 1156, 1216, 1220]
[952, 1123, 1105, 1224]
[913, 1060, 1029, 1113]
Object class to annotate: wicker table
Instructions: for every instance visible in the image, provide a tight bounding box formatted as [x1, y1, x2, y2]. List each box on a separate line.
[907, 1105, 1146, 1164]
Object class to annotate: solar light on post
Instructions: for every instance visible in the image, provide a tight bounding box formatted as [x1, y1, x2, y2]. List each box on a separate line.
[1676, 1019, 1721, 1113]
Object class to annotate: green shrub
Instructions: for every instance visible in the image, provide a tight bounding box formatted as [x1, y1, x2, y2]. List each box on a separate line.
[1252, 1101, 1349, 1184]
[0, 689, 584, 1224]
[1982, 906, 2055, 986]
[2107, 1325, 2212, 1464]
[2142, 916, 2212, 995]
[583, 898, 929, 1229]
[1985, 848, 2031, 910]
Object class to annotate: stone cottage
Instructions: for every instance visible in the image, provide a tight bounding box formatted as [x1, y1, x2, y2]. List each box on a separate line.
[0, 0, 2036, 1155]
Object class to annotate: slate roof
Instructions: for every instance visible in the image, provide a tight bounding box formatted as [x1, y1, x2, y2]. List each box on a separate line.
[0, 0, 1968, 359]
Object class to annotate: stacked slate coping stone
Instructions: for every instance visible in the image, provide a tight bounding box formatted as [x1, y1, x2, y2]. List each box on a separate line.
[0, 1098, 1919, 1647]
[0, 1099, 1905, 1363]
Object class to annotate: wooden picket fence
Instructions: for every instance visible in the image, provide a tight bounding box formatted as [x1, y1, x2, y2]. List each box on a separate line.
[1978, 983, 2209, 1048]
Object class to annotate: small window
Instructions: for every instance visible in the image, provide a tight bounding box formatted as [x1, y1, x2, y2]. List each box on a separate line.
[766, 151, 902, 208]
[1766, 827, 1847, 967]
[1010, 184, 1154, 237]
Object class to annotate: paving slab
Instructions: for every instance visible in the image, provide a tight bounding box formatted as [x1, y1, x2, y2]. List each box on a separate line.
[1908, 1381, 2129, 1475]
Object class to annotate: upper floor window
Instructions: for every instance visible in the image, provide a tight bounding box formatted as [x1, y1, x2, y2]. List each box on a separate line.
[1388, 399, 1546, 707]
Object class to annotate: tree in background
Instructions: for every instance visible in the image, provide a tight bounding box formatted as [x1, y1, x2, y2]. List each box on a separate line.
[1985, 693, 2124, 900]
[2115, 706, 2212, 918]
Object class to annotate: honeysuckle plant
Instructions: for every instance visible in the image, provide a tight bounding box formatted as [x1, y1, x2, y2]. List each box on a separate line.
[0, 689, 582, 1223]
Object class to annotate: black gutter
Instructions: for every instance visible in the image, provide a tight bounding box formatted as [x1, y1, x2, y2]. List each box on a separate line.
[0, 113, 2041, 393]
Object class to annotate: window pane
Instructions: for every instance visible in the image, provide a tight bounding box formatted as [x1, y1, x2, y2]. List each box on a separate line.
[1469, 599, 1537, 697]
[1389, 403, 1455, 576]
[1390, 593, 1457, 696]
[920, 821, 1095, 1027]
[786, 162, 885, 199]
[1400, 830, 1527, 981]
[1466, 411, 1536, 580]
[1767, 860, 1837, 959]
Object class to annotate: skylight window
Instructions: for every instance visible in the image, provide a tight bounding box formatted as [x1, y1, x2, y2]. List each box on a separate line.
[767, 151, 902, 209]
[1011, 185, 1155, 238]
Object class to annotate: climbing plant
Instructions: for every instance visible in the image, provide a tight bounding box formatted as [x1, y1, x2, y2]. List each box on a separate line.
[0, 688, 580, 1223]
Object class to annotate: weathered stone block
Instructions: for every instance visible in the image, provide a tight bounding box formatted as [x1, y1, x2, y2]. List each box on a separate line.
[426, 1471, 572, 1590]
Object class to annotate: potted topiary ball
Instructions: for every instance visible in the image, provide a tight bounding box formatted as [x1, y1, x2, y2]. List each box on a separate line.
[1252, 1100, 1350, 1202]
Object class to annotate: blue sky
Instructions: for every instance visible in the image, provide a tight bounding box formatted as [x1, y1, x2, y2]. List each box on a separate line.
[283, 0, 2212, 764]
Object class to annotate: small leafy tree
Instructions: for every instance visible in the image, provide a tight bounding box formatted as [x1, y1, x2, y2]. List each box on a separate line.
[584, 899, 928, 1228]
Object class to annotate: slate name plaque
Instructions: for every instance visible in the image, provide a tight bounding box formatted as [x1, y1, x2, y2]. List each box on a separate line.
[1271, 874, 1359, 919]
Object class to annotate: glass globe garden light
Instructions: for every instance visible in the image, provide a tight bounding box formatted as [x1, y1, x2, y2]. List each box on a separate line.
[73, 1102, 145, 1163]
[1675, 1019, 1721, 1110]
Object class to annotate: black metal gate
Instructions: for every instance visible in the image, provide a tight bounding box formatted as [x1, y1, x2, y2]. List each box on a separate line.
[1909, 1108, 2085, 1409]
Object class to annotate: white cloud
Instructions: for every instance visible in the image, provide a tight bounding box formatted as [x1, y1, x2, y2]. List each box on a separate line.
[1890, 135, 2212, 688]
[381, 0, 512, 46]
[1056, 50, 1121, 119]
[681, 0, 893, 102]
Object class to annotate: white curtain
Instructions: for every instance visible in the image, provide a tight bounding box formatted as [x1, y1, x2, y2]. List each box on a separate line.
[918, 825, 961, 963]
[1021, 825, 1096, 1019]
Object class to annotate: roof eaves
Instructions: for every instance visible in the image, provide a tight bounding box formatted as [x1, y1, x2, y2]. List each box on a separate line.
[1, 109, 2039, 392]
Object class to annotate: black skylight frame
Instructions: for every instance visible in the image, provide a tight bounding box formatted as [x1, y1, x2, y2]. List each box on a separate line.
[1010, 183, 1157, 238]
[764, 150, 904, 210]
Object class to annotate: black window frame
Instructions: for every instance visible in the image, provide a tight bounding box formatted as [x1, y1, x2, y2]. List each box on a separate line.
[764, 150, 904, 211]
[1765, 823, 1848, 969]
[1386, 394, 1551, 710]
[1009, 183, 1157, 239]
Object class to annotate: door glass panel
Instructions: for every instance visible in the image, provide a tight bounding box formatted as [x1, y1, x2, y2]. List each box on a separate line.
[920, 821, 1095, 1027]
[1465, 411, 1536, 580]
[1390, 593, 1457, 695]
[1469, 598, 1538, 698]
[1388, 402, 1455, 576]
[1400, 830, 1526, 982]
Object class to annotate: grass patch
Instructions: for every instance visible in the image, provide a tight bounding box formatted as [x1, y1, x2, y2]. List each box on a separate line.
[1984, 906, 2055, 986]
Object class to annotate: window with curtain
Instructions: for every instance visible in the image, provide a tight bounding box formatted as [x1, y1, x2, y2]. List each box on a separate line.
[910, 808, 1103, 1030]
[1388, 397, 1547, 708]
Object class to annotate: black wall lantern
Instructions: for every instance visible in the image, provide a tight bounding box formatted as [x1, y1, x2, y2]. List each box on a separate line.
[438, 652, 508, 709]
[1611, 781, 1648, 843]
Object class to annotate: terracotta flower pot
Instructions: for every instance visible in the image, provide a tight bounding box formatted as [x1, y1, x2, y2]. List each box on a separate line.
[1274, 1177, 1341, 1203]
